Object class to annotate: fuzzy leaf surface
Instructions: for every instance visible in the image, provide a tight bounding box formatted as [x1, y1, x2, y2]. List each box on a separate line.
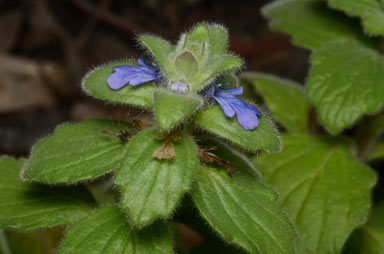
[253, 134, 377, 254]
[0, 157, 94, 230]
[262, 0, 375, 50]
[328, 0, 384, 35]
[139, 35, 174, 76]
[190, 146, 296, 254]
[82, 60, 155, 107]
[153, 90, 203, 131]
[115, 129, 198, 227]
[243, 72, 311, 133]
[193, 54, 242, 91]
[195, 104, 281, 152]
[59, 206, 173, 254]
[186, 23, 228, 57]
[175, 51, 199, 79]
[188, 24, 210, 44]
[23, 119, 134, 183]
[207, 25, 228, 56]
[307, 40, 384, 133]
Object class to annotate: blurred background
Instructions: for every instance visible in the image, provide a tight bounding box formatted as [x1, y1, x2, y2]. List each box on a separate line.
[0, 0, 310, 157]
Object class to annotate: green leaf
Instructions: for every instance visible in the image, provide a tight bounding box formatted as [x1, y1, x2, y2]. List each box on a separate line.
[186, 23, 229, 57]
[153, 90, 203, 131]
[307, 40, 384, 133]
[4, 227, 64, 254]
[82, 60, 155, 107]
[243, 72, 312, 133]
[115, 129, 198, 227]
[343, 202, 384, 254]
[190, 145, 296, 254]
[23, 119, 134, 183]
[343, 224, 384, 254]
[221, 72, 239, 87]
[328, 0, 384, 36]
[195, 104, 281, 152]
[188, 24, 210, 44]
[207, 24, 228, 56]
[0, 157, 94, 230]
[253, 134, 377, 254]
[262, 0, 376, 50]
[174, 51, 199, 79]
[192, 54, 243, 91]
[59, 206, 173, 254]
[139, 34, 174, 76]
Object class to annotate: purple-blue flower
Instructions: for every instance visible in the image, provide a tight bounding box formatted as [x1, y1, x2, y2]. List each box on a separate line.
[107, 58, 161, 90]
[170, 82, 189, 93]
[205, 81, 262, 130]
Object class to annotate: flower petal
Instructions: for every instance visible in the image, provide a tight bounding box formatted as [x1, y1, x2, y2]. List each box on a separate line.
[107, 65, 157, 90]
[215, 86, 243, 97]
[230, 98, 260, 130]
[246, 103, 262, 117]
[128, 73, 157, 86]
[214, 96, 236, 117]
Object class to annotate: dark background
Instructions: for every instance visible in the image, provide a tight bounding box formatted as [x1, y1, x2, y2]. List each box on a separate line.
[0, 0, 309, 157]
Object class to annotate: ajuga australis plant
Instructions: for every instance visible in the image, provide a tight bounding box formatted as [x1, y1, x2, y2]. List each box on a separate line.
[0, 23, 296, 254]
[1, 2, 383, 250]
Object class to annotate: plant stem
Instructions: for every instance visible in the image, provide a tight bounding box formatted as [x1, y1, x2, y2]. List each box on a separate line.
[355, 112, 384, 160]
[308, 106, 318, 135]
[0, 229, 11, 254]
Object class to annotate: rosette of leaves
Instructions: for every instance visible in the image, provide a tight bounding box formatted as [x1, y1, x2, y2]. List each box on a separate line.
[0, 24, 296, 254]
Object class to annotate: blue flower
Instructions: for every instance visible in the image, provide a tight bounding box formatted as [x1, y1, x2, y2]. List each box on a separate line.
[170, 82, 190, 93]
[205, 81, 262, 130]
[107, 58, 161, 90]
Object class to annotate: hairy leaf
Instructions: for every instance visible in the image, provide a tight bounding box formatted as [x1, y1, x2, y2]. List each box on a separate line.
[187, 23, 228, 57]
[191, 145, 296, 254]
[253, 134, 377, 254]
[328, 0, 384, 35]
[243, 72, 311, 133]
[193, 54, 242, 91]
[115, 129, 198, 227]
[195, 104, 281, 152]
[82, 60, 155, 107]
[59, 206, 173, 254]
[175, 51, 199, 79]
[207, 24, 228, 56]
[262, 0, 375, 50]
[0, 157, 94, 230]
[23, 119, 134, 183]
[153, 90, 203, 131]
[188, 24, 210, 44]
[139, 34, 174, 76]
[307, 40, 384, 133]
